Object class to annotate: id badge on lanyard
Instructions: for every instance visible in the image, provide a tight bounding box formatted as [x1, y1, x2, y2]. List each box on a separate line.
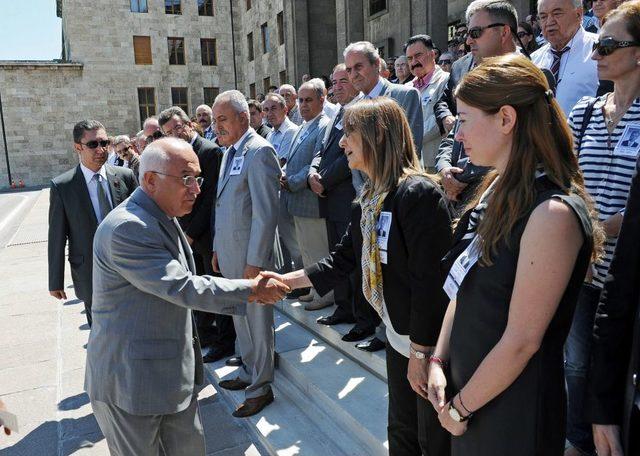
[443, 235, 481, 301]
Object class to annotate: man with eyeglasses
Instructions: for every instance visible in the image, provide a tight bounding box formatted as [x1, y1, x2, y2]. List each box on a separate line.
[532, 0, 599, 116]
[85, 137, 288, 455]
[158, 106, 228, 361]
[48, 120, 138, 327]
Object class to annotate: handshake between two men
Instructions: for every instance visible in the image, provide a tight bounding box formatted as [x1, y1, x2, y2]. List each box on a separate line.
[247, 272, 291, 304]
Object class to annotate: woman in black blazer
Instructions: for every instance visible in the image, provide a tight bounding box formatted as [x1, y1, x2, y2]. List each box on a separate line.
[262, 97, 453, 456]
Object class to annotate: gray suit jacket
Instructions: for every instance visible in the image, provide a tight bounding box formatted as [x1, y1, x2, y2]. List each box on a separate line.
[214, 129, 281, 278]
[378, 77, 424, 158]
[284, 113, 331, 219]
[85, 188, 252, 416]
[48, 164, 137, 303]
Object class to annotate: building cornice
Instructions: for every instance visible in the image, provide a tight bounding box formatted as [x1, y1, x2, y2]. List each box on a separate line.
[0, 61, 83, 70]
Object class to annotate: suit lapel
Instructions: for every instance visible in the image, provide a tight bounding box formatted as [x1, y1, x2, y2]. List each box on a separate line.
[217, 131, 253, 198]
[288, 118, 320, 163]
[105, 165, 124, 205]
[73, 165, 99, 228]
[378, 78, 391, 97]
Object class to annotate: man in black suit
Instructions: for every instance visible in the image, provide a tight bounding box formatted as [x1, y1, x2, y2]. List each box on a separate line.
[158, 107, 233, 362]
[308, 63, 375, 339]
[48, 120, 138, 327]
[589, 157, 640, 456]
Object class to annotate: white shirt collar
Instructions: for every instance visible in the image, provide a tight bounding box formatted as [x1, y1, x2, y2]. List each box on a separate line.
[275, 117, 294, 133]
[189, 132, 198, 145]
[80, 162, 107, 185]
[232, 128, 253, 151]
[301, 112, 322, 130]
[365, 77, 385, 99]
[551, 26, 583, 52]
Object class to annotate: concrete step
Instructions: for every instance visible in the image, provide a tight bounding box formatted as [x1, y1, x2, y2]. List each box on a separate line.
[275, 299, 387, 381]
[203, 308, 390, 456]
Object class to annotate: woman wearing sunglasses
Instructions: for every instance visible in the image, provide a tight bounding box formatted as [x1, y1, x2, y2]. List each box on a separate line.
[517, 21, 540, 54]
[564, 2, 640, 455]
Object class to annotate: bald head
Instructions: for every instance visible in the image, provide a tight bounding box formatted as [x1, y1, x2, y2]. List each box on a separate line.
[140, 138, 201, 218]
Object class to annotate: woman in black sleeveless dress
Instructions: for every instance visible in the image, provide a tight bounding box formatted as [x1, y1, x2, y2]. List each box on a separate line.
[426, 55, 604, 456]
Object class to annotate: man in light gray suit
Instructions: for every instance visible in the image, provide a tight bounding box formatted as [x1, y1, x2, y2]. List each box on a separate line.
[212, 90, 282, 417]
[85, 137, 287, 455]
[281, 79, 334, 311]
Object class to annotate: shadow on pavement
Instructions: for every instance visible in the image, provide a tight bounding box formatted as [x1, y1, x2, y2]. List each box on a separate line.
[78, 324, 90, 331]
[63, 299, 82, 306]
[0, 414, 104, 456]
[58, 392, 90, 411]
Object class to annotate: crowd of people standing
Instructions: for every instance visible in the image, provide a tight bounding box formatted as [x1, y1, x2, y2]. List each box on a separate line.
[34, 0, 640, 455]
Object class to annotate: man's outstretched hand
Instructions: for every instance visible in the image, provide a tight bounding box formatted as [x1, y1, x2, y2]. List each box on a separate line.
[248, 273, 290, 304]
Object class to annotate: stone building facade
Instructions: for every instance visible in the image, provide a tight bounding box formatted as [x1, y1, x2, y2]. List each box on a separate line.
[0, 0, 537, 188]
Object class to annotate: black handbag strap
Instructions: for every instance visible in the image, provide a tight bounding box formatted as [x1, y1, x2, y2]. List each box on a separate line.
[577, 98, 598, 152]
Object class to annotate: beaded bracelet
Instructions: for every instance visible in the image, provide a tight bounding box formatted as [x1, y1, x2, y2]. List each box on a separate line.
[428, 355, 448, 368]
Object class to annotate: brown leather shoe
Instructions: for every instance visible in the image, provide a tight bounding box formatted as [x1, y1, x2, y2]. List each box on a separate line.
[218, 377, 251, 391]
[232, 389, 274, 417]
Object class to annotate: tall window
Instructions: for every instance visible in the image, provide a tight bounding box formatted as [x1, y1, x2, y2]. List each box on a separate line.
[279, 70, 287, 85]
[246, 0, 251, 10]
[261, 23, 269, 54]
[263, 77, 271, 95]
[198, 0, 214, 16]
[171, 87, 189, 113]
[131, 0, 148, 12]
[137, 88, 156, 128]
[249, 83, 256, 99]
[133, 36, 152, 64]
[168, 37, 185, 64]
[247, 32, 254, 61]
[200, 39, 217, 65]
[203, 87, 220, 106]
[165, 0, 181, 14]
[369, 0, 386, 15]
[277, 12, 285, 45]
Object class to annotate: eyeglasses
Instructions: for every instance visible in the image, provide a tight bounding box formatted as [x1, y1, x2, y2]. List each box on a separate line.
[517, 31, 531, 39]
[439, 60, 452, 65]
[79, 139, 111, 149]
[151, 171, 204, 187]
[467, 23, 506, 39]
[592, 37, 640, 56]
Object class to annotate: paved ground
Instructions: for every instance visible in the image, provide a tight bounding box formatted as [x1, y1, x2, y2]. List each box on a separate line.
[0, 189, 263, 455]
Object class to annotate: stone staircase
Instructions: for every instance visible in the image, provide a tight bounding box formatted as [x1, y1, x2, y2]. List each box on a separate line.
[204, 299, 390, 456]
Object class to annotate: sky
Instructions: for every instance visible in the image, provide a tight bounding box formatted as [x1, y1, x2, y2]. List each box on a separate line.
[0, 0, 62, 60]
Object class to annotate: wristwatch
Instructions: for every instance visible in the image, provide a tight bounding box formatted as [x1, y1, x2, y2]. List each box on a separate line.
[448, 402, 470, 422]
[409, 345, 429, 360]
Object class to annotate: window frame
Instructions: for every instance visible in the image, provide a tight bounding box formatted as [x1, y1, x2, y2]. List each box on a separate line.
[261, 22, 269, 54]
[130, 0, 148, 13]
[171, 87, 189, 114]
[137, 87, 156, 128]
[277, 12, 285, 45]
[133, 35, 153, 65]
[167, 37, 186, 65]
[247, 32, 254, 61]
[203, 87, 220, 106]
[198, 0, 214, 16]
[165, 0, 182, 15]
[200, 38, 217, 66]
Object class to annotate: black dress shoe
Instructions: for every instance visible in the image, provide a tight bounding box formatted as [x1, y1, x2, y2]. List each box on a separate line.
[219, 377, 251, 391]
[355, 337, 386, 352]
[225, 356, 243, 367]
[317, 314, 356, 326]
[286, 287, 311, 299]
[341, 326, 375, 342]
[202, 346, 235, 363]
[232, 389, 274, 417]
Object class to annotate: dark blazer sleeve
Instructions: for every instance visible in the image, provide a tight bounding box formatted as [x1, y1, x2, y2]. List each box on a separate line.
[435, 127, 456, 172]
[305, 225, 357, 297]
[589, 160, 640, 424]
[48, 181, 68, 291]
[185, 145, 220, 241]
[398, 180, 453, 345]
[319, 153, 351, 192]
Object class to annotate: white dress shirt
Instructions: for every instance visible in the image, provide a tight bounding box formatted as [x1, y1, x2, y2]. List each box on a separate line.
[323, 100, 340, 120]
[267, 117, 297, 159]
[531, 26, 599, 116]
[80, 163, 113, 222]
[363, 77, 386, 99]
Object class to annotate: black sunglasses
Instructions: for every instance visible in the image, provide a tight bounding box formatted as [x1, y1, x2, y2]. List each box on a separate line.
[439, 59, 452, 65]
[592, 37, 640, 56]
[79, 139, 110, 149]
[517, 31, 531, 39]
[467, 23, 505, 39]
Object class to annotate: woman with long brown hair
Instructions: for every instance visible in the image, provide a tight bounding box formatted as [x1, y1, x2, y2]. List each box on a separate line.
[426, 54, 603, 455]
[263, 97, 453, 455]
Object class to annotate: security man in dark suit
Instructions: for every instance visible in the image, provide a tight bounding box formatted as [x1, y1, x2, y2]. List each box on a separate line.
[589, 156, 640, 455]
[158, 107, 231, 361]
[48, 120, 138, 327]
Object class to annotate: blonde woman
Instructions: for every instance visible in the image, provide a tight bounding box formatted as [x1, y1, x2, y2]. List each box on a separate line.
[263, 97, 453, 455]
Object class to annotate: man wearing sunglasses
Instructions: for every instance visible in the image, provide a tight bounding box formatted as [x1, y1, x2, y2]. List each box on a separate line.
[48, 120, 138, 327]
[532, 0, 599, 116]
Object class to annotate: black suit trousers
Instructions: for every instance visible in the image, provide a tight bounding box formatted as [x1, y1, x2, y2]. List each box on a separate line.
[326, 220, 354, 319]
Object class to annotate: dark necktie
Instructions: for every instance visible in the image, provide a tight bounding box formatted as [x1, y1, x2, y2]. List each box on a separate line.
[94, 174, 112, 223]
[550, 47, 570, 87]
[223, 146, 236, 178]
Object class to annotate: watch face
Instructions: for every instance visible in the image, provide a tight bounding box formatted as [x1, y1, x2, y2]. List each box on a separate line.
[449, 404, 463, 422]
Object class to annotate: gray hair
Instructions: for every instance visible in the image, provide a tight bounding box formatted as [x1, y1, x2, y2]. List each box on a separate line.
[394, 55, 408, 65]
[195, 104, 212, 114]
[135, 130, 145, 139]
[158, 106, 190, 127]
[343, 41, 380, 65]
[263, 92, 286, 108]
[73, 119, 105, 143]
[278, 84, 297, 95]
[138, 139, 179, 179]
[142, 116, 158, 129]
[213, 90, 249, 115]
[113, 135, 131, 147]
[466, 0, 519, 31]
[537, 0, 581, 9]
[299, 78, 326, 99]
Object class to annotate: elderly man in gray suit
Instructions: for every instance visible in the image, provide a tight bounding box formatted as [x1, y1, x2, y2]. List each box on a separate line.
[281, 79, 334, 311]
[211, 90, 282, 417]
[85, 137, 287, 455]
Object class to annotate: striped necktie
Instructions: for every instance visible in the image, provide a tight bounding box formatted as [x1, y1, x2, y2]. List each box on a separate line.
[550, 46, 570, 88]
